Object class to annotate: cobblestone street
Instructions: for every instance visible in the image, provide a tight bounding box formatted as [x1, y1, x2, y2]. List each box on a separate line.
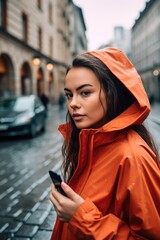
[0, 103, 160, 240]
[0, 106, 66, 240]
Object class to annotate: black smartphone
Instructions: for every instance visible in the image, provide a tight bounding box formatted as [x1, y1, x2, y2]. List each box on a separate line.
[49, 170, 67, 196]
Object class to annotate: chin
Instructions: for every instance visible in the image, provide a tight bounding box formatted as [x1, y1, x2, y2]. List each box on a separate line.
[75, 122, 96, 129]
[75, 123, 90, 129]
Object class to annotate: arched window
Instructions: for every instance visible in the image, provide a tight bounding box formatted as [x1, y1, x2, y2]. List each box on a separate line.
[0, 0, 7, 28]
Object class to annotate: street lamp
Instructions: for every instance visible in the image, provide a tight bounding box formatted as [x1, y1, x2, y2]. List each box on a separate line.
[32, 56, 41, 66]
[32, 55, 54, 70]
[153, 69, 159, 77]
[46, 62, 53, 70]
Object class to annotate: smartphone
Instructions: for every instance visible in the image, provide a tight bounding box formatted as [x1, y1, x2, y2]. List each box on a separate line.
[49, 170, 67, 196]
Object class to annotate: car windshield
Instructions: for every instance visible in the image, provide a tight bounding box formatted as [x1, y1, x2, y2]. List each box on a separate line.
[0, 97, 33, 112]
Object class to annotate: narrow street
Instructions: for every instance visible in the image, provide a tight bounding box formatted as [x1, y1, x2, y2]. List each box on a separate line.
[0, 103, 160, 240]
[0, 105, 66, 240]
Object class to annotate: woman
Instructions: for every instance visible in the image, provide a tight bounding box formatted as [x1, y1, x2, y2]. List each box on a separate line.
[49, 48, 160, 239]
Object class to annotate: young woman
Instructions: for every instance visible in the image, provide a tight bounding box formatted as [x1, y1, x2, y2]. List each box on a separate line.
[49, 48, 160, 239]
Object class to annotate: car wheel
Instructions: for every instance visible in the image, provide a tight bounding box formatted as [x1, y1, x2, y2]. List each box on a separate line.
[29, 122, 36, 138]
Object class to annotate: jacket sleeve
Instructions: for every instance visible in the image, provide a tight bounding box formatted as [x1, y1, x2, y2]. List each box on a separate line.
[69, 198, 134, 239]
[69, 152, 160, 239]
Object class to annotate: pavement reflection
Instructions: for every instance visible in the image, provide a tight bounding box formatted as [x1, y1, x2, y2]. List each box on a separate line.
[0, 105, 66, 239]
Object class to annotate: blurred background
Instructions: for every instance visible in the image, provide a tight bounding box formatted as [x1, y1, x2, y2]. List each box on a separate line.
[0, 0, 160, 239]
[0, 0, 159, 103]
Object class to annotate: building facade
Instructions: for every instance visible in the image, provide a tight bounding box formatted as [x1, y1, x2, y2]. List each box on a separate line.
[69, 3, 87, 58]
[0, 0, 87, 102]
[98, 26, 131, 59]
[131, 0, 160, 101]
[112, 26, 131, 59]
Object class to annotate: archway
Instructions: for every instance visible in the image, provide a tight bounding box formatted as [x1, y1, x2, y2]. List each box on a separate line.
[20, 62, 32, 95]
[48, 71, 54, 103]
[37, 67, 44, 95]
[0, 53, 15, 97]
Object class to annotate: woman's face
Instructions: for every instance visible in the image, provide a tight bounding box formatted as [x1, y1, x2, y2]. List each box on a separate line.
[64, 67, 107, 129]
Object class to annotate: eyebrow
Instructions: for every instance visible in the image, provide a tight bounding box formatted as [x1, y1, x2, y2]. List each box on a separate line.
[64, 84, 93, 92]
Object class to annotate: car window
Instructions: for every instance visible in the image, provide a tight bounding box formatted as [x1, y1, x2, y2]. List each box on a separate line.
[0, 97, 33, 112]
[0, 99, 16, 111]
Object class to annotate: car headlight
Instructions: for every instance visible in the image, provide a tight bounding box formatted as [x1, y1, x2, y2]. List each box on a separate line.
[14, 113, 33, 125]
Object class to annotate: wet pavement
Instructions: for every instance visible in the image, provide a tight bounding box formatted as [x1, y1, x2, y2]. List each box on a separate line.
[0, 102, 160, 240]
[147, 101, 160, 153]
[0, 105, 66, 240]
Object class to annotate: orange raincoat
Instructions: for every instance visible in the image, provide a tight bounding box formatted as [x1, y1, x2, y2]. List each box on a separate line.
[51, 48, 160, 239]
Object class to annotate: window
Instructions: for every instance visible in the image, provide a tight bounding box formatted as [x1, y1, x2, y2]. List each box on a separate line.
[48, 3, 53, 23]
[37, 0, 42, 10]
[38, 27, 42, 50]
[22, 13, 28, 42]
[0, 0, 7, 28]
[49, 36, 53, 56]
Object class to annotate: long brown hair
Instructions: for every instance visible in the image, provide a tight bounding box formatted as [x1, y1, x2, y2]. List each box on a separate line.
[62, 53, 159, 182]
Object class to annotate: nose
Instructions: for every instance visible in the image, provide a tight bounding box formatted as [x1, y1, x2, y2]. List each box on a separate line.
[69, 95, 80, 109]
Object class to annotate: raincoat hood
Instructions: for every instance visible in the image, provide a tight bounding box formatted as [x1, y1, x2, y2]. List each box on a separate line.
[87, 47, 150, 131]
[59, 48, 151, 138]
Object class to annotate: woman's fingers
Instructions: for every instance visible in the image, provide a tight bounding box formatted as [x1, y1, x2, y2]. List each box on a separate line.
[49, 184, 61, 208]
[49, 182, 84, 222]
[49, 187, 69, 221]
[61, 182, 84, 205]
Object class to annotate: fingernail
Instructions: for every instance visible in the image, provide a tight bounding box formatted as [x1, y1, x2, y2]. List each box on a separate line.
[61, 182, 67, 187]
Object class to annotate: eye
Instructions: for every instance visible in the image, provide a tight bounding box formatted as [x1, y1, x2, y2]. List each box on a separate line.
[64, 92, 72, 100]
[81, 91, 91, 97]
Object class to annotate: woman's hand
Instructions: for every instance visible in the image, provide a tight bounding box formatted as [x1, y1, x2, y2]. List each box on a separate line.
[49, 182, 84, 222]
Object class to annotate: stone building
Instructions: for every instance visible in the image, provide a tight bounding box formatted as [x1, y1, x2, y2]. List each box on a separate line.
[98, 26, 131, 59]
[112, 26, 131, 59]
[131, 0, 160, 101]
[69, 3, 87, 58]
[0, 0, 87, 102]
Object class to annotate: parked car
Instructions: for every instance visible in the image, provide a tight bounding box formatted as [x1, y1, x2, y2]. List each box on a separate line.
[0, 95, 46, 138]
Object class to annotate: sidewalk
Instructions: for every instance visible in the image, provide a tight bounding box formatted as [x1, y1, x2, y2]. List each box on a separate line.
[149, 101, 160, 124]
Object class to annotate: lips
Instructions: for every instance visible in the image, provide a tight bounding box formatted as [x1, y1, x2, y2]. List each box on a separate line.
[72, 114, 84, 121]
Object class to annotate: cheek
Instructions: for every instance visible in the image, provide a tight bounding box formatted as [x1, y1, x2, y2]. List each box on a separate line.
[100, 92, 107, 112]
[90, 97, 106, 116]
[96, 97, 107, 119]
[97, 92, 107, 110]
[96, 104, 106, 118]
[67, 103, 72, 114]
